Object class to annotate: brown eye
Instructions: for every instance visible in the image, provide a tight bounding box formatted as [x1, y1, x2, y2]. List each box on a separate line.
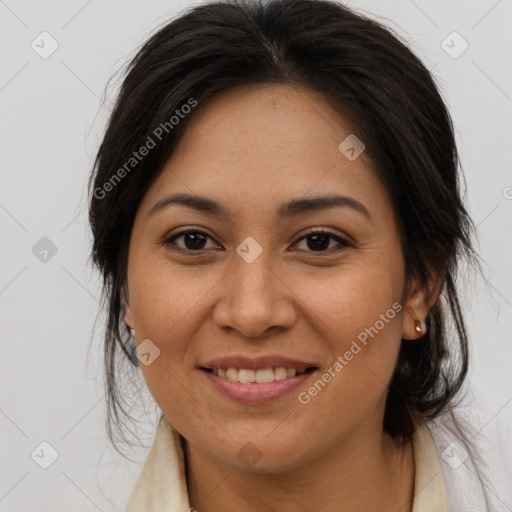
[162, 229, 351, 255]
[163, 230, 218, 252]
[293, 230, 351, 253]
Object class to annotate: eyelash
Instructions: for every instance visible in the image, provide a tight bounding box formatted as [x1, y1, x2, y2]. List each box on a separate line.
[162, 228, 352, 255]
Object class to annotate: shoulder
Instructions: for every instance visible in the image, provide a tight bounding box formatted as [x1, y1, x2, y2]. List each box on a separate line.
[423, 408, 512, 512]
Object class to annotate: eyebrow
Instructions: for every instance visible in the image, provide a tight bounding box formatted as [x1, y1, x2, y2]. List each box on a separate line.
[148, 192, 371, 220]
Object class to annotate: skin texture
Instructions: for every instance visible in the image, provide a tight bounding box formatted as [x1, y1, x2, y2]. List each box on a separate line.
[124, 83, 442, 511]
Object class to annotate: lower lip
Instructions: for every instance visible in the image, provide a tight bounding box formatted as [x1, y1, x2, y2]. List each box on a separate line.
[200, 369, 316, 404]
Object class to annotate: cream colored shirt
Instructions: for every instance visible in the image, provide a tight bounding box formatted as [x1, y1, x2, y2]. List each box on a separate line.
[125, 414, 447, 511]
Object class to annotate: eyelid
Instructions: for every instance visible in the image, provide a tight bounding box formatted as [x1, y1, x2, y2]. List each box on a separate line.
[162, 228, 219, 252]
[162, 226, 352, 254]
[292, 228, 352, 252]
[298, 226, 350, 242]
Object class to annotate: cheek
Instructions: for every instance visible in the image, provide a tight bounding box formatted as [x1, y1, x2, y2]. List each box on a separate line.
[291, 252, 404, 347]
[289, 254, 405, 408]
[127, 261, 206, 398]
[128, 258, 220, 339]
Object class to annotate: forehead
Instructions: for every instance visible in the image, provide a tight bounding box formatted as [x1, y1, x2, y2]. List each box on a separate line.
[174, 82, 361, 160]
[138, 83, 392, 224]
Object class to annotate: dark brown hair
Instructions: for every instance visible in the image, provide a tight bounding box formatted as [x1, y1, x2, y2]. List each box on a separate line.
[88, 0, 482, 450]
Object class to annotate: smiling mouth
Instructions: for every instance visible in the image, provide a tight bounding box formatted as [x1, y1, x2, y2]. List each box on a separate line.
[200, 366, 317, 383]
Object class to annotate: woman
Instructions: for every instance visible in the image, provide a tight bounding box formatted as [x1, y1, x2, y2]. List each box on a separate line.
[88, 0, 505, 510]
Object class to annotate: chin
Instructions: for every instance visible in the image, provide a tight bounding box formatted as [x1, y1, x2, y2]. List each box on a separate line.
[211, 435, 313, 474]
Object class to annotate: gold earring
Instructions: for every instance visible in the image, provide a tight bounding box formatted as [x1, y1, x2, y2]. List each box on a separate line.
[130, 328, 135, 337]
[414, 319, 426, 335]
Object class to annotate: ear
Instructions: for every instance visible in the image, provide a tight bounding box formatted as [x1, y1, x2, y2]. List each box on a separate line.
[124, 307, 134, 330]
[402, 272, 444, 340]
[123, 287, 134, 329]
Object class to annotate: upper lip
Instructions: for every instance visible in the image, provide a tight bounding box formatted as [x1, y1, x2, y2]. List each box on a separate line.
[200, 355, 317, 371]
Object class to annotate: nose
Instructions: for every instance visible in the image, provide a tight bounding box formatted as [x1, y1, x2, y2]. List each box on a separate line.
[212, 248, 297, 339]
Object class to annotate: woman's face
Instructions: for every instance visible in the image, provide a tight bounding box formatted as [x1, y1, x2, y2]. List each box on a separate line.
[124, 83, 423, 472]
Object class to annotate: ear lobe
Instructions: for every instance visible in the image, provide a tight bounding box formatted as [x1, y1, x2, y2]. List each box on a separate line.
[401, 273, 444, 340]
[124, 307, 134, 329]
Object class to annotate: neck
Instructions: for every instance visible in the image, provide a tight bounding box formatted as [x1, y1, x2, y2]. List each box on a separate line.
[184, 409, 415, 512]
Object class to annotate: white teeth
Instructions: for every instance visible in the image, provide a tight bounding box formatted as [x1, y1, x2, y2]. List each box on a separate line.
[238, 369, 255, 383]
[274, 367, 288, 380]
[211, 366, 307, 382]
[255, 368, 274, 383]
[226, 368, 239, 382]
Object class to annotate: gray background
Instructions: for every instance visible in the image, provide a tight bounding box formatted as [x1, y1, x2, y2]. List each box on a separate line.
[1, 0, 511, 510]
